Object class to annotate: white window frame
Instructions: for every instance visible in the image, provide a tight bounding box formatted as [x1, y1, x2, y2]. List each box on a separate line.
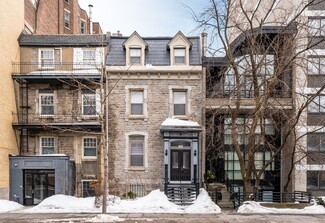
[125, 132, 148, 172]
[174, 48, 186, 64]
[39, 49, 54, 69]
[168, 86, 191, 118]
[64, 9, 70, 29]
[82, 137, 97, 159]
[40, 137, 55, 154]
[39, 92, 54, 116]
[81, 89, 100, 117]
[129, 48, 141, 65]
[125, 86, 148, 121]
[82, 49, 97, 66]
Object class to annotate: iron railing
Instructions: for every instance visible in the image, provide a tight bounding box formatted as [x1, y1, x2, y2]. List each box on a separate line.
[12, 62, 103, 75]
[207, 89, 292, 99]
[12, 113, 100, 125]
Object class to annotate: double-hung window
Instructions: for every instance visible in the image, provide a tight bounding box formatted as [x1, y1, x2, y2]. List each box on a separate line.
[130, 90, 143, 115]
[83, 49, 96, 66]
[39, 91, 54, 115]
[83, 137, 97, 158]
[174, 48, 186, 64]
[82, 89, 96, 116]
[173, 91, 187, 116]
[80, 20, 86, 34]
[40, 49, 54, 68]
[64, 10, 70, 29]
[129, 135, 144, 167]
[130, 48, 141, 64]
[41, 137, 55, 154]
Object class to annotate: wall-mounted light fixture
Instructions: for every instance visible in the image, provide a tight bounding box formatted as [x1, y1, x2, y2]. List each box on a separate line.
[194, 150, 197, 156]
[165, 149, 168, 156]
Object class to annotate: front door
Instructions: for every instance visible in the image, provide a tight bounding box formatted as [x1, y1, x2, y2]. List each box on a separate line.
[24, 170, 55, 205]
[170, 150, 191, 182]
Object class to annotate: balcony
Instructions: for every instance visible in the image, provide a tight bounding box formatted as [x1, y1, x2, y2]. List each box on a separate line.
[12, 62, 103, 83]
[12, 113, 101, 130]
[206, 90, 293, 110]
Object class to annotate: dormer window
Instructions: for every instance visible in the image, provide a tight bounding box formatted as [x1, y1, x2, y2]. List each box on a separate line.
[130, 48, 141, 64]
[174, 48, 186, 64]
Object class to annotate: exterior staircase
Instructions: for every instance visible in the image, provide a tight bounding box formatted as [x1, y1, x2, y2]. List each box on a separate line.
[207, 183, 234, 209]
[166, 184, 197, 205]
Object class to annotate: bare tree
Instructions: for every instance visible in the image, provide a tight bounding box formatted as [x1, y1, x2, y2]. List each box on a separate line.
[194, 0, 325, 195]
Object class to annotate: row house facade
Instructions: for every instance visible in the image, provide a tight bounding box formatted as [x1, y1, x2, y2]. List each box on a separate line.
[10, 34, 107, 205]
[106, 31, 203, 204]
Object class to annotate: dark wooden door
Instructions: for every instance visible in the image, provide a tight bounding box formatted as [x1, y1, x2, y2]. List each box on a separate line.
[170, 150, 191, 181]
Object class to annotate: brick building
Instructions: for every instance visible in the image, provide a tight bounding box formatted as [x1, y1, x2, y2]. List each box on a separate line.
[24, 0, 102, 34]
[10, 34, 107, 205]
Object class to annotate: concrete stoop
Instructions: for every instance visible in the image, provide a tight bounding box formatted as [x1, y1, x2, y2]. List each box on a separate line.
[207, 183, 234, 209]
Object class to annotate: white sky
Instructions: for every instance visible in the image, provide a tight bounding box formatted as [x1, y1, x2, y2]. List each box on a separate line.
[78, 0, 206, 37]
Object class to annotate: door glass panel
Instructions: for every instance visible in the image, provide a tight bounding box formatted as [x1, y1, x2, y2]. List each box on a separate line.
[172, 151, 179, 168]
[24, 173, 33, 205]
[183, 152, 190, 169]
[48, 173, 55, 197]
[33, 174, 46, 205]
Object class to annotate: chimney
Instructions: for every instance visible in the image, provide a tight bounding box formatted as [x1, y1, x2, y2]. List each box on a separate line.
[201, 32, 207, 57]
[89, 4, 93, 34]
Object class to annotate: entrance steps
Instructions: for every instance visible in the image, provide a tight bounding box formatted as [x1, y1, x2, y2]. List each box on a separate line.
[207, 183, 234, 209]
[166, 184, 197, 206]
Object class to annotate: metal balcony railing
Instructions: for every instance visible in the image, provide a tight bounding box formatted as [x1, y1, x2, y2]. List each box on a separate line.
[12, 113, 100, 126]
[12, 62, 103, 75]
[207, 89, 292, 99]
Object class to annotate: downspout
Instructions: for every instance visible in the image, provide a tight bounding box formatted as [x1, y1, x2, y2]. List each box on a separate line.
[58, 0, 60, 33]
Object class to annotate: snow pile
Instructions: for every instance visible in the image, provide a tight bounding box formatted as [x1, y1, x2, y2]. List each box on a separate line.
[24, 189, 220, 214]
[0, 200, 24, 212]
[25, 195, 98, 213]
[88, 214, 122, 222]
[161, 118, 200, 127]
[238, 201, 325, 214]
[186, 189, 221, 213]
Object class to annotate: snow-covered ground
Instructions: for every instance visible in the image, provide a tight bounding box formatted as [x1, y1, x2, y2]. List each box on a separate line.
[238, 201, 325, 214]
[2, 189, 325, 216]
[1, 189, 220, 214]
[0, 199, 24, 212]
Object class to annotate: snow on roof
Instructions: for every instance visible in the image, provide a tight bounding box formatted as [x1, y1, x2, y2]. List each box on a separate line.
[0, 200, 24, 213]
[161, 118, 200, 127]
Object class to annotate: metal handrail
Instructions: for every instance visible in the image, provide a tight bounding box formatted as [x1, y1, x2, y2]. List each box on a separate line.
[12, 62, 103, 75]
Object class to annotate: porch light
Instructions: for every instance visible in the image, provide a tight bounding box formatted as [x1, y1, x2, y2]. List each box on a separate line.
[165, 149, 168, 156]
[194, 150, 197, 156]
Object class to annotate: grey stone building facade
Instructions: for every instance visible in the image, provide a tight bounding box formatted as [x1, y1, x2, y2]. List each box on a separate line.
[106, 31, 203, 203]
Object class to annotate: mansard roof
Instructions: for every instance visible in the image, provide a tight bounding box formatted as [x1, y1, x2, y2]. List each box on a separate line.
[106, 33, 201, 66]
[19, 34, 108, 47]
